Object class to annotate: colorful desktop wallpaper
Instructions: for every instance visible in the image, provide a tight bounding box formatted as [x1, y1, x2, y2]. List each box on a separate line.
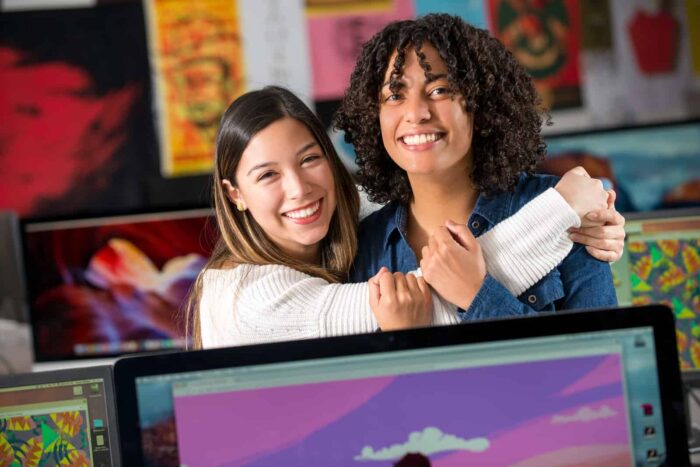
[23, 213, 215, 361]
[172, 354, 630, 466]
[0, 410, 91, 466]
[542, 122, 700, 212]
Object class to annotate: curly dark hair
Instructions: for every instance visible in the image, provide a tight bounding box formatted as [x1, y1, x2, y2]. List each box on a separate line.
[334, 13, 549, 204]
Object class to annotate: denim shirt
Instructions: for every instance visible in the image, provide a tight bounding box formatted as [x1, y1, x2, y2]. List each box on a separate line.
[350, 174, 618, 321]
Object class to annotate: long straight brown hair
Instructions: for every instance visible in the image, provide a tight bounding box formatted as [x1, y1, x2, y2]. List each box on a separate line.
[185, 86, 360, 348]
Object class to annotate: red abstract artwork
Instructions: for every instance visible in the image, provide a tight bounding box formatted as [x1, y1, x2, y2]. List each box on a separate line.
[0, 47, 139, 217]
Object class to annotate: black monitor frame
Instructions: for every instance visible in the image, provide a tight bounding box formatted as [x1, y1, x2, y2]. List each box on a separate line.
[114, 305, 689, 465]
[0, 365, 121, 466]
[18, 206, 214, 362]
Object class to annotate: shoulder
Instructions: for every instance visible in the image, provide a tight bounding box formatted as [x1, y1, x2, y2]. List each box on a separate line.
[510, 173, 561, 210]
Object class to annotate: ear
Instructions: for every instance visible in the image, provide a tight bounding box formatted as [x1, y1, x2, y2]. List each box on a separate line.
[222, 179, 246, 210]
[226, 178, 243, 204]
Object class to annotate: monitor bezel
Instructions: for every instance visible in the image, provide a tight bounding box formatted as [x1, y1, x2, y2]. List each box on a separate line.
[544, 116, 700, 140]
[0, 364, 121, 466]
[114, 304, 689, 465]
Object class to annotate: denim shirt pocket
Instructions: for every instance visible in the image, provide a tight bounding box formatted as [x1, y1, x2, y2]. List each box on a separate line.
[519, 269, 565, 312]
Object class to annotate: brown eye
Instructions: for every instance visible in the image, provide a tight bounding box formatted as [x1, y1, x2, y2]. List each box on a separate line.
[302, 155, 321, 165]
[257, 171, 275, 182]
[429, 87, 449, 97]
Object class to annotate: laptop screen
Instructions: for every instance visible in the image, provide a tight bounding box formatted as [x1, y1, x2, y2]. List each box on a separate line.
[0, 367, 119, 466]
[117, 307, 684, 466]
[611, 209, 700, 370]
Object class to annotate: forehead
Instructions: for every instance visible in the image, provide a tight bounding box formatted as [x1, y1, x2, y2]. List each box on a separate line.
[384, 43, 448, 81]
[239, 117, 317, 166]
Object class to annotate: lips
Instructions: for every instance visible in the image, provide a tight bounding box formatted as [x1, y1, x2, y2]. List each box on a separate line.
[283, 199, 321, 220]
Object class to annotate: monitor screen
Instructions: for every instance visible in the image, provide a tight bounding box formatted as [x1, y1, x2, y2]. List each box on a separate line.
[0, 367, 118, 466]
[611, 209, 700, 370]
[22, 208, 215, 362]
[542, 120, 700, 212]
[131, 324, 669, 465]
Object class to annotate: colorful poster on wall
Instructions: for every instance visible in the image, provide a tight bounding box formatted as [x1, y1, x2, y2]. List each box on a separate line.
[307, 0, 415, 101]
[239, 0, 312, 105]
[415, 0, 489, 29]
[0, 4, 154, 218]
[608, 0, 693, 121]
[488, 0, 582, 110]
[146, 0, 245, 177]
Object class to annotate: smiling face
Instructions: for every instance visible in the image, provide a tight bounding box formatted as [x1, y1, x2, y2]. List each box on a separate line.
[227, 117, 337, 263]
[379, 44, 474, 181]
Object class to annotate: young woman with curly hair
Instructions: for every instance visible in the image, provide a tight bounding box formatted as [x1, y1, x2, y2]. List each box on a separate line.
[187, 86, 616, 348]
[335, 14, 623, 318]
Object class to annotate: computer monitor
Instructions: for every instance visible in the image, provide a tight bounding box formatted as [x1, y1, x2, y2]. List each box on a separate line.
[21, 208, 216, 362]
[542, 119, 700, 212]
[0, 365, 120, 466]
[611, 208, 700, 372]
[114, 305, 688, 466]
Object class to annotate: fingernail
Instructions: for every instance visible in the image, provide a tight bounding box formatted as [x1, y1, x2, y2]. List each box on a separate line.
[568, 233, 577, 240]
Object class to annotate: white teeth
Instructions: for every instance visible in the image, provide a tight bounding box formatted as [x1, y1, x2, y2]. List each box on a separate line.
[285, 201, 320, 219]
[402, 133, 439, 145]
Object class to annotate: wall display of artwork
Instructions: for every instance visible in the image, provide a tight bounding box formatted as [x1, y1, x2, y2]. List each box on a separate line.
[307, 0, 414, 101]
[0, 4, 156, 218]
[0, 0, 697, 217]
[145, 0, 246, 178]
[488, 0, 582, 110]
[146, 0, 311, 178]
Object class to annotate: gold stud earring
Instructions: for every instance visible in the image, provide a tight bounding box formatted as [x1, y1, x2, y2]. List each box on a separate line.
[236, 200, 246, 212]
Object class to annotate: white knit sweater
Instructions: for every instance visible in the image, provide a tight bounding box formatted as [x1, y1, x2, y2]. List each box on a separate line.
[200, 188, 579, 348]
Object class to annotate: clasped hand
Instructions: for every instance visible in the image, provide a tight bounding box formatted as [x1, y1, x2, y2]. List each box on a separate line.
[368, 221, 486, 330]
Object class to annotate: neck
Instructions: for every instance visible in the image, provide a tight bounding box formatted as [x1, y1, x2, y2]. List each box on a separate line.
[406, 169, 478, 259]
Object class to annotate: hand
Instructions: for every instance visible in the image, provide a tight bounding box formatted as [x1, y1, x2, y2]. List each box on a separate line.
[420, 220, 486, 310]
[554, 166, 608, 227]
[569, 190, 626, 262]
[369, 267, 432, 331]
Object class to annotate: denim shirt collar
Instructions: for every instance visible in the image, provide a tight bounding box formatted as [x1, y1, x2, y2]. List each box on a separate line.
[384, 188, 515, 248]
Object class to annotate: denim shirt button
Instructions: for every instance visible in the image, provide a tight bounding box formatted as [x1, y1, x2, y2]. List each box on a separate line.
[471, 220, 480, 229]
[527, 294, 537, 304]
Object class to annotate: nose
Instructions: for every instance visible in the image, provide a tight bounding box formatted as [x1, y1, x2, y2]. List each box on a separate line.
[283, 169, 312, 200]
[404, 92, 431, 124]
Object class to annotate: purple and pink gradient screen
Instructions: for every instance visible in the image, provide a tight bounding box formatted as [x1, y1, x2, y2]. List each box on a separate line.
[172, 353, 631, 466]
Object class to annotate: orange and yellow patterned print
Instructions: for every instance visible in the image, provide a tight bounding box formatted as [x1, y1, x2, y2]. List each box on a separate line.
[147, 0, 245, 177]
[0, 411, 91, 466]
[628, 238, 700, 369]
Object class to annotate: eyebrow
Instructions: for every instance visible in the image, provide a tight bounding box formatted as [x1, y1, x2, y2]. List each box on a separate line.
[381, 72, 449, 89]
[246, 141, 320, 176]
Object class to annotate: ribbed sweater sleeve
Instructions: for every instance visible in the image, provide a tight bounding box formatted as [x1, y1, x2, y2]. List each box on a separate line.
[199, 264, 459, 348]
[477, 188, 581, 296]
